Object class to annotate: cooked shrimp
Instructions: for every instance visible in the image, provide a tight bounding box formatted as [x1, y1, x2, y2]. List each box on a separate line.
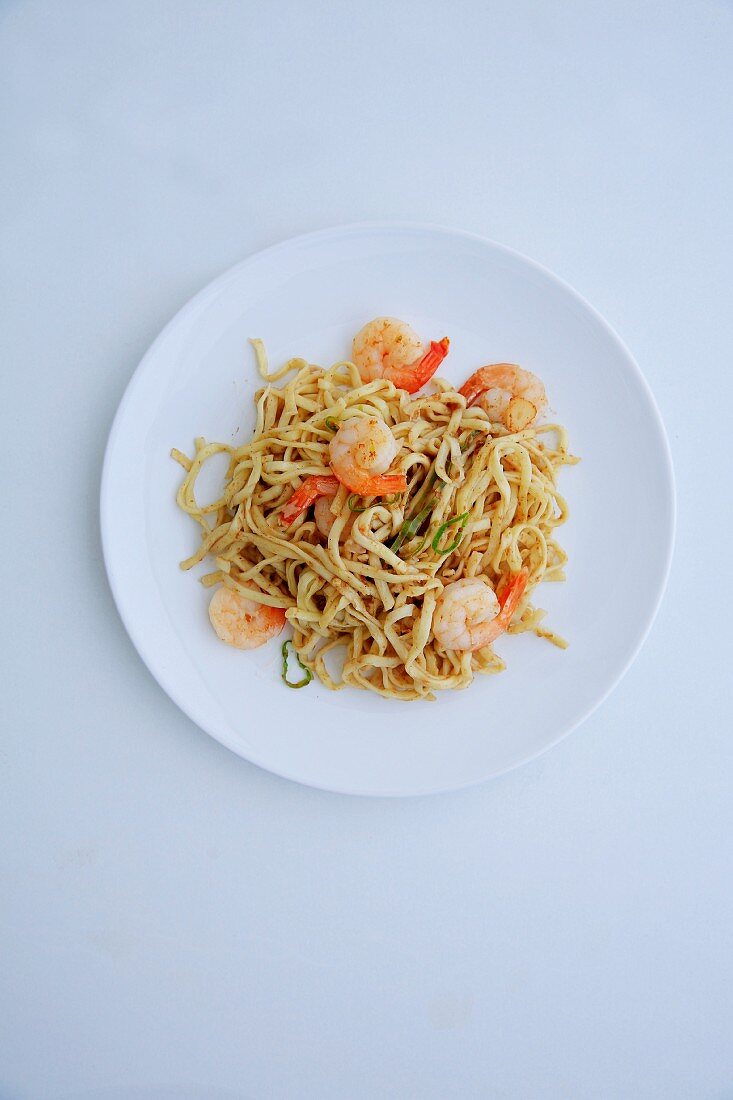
[313, 495, 338, 537]
[208, 587, 286, 650]
[312, 494, 356, 539]
[329, 416, 407, 495]
[352, 317, 450, 393]
[280, 475, 339, 527]
[459, 364, 547, 431]
[433, 569, 529, 652]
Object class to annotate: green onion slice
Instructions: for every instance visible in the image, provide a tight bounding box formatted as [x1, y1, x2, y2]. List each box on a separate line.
[349, 492, 400, 512]
[408, 468, 439, 516]
[389, 500, 435, 554]
[403, 530, 432, 558]
[281, 640, 313, 689]
[432, 512, 470, 556]
[324, 417, 338, 432]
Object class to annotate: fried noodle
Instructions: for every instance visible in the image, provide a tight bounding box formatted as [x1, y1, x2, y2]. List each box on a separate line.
[172, 342, 578, 701]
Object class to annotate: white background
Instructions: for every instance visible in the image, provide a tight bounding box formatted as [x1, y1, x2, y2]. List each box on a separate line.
[1, 1, 732, 1097]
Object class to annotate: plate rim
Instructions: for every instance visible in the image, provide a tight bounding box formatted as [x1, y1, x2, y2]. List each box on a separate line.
[100, 220, 676, 796]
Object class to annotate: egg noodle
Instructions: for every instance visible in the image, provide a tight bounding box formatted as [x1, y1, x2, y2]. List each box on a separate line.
[172, 341, 578, 701]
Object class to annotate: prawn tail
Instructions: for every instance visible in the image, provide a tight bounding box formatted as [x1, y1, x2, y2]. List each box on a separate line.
[265, 606, 288, 629]
[390, 337, 450, 393]
[280, 475, 339, 526]
[471, 567, 530, 650]
[334, 469, 408, 496]
[366, 472, 409, 494]
[497, 567, 529, 624]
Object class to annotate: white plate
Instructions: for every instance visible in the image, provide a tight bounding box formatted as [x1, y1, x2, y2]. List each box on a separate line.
[101, 223, 675, 796]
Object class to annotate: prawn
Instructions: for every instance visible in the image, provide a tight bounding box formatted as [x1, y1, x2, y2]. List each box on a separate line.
[208, 586, 286, 650]
[279, 475, 339, 527]
[278, 473, 355, 538]
[313, 495, 353, 539]
[329, 416, 407, 496]
[352, 317, 449, 393]
[432, 569, 529, 652]
[459, 364, 547, 431]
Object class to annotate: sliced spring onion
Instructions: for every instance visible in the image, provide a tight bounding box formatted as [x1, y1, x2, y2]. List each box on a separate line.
[281, 640, 313, 689]
[324, 417, 338, 432]
[432, 512, 470, 556]
[349, 492, 400, 512]
[385, 434, 484, 558]
[409, 434, 480, 514]
[403, 529, 432, 558]
[389, 500, 436, 554]
[407, 469, 440, 518]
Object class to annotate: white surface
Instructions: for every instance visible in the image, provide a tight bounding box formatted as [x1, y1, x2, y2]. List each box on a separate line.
[1, 0, 731, 1095]
[102, 223, 674, 795]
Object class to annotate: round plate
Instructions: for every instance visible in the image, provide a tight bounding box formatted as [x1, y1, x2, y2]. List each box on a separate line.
[101, 223, 675, 796]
